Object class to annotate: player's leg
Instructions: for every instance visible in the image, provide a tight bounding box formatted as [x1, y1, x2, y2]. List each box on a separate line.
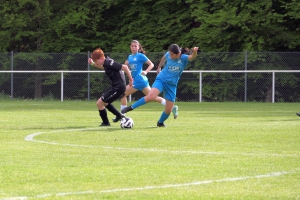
[142, 86, 178, 119]
[121, 88, 161, 114]
[157, 84, 176, 127]
[157, 100, 174, 127]
[96, 97, 110, 126]
[112, 85, 138, 122]
[142, 87, 165, 105]
[120, 85, 138, 111]
[296, 113, 300, 117]
[102, 88, 125, 124]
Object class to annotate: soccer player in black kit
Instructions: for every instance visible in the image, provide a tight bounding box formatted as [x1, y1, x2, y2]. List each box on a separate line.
[88, 48, 133, 126]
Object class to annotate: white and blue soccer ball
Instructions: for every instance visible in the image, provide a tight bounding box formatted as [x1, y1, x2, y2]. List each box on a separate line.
[120, 117, 134, 129]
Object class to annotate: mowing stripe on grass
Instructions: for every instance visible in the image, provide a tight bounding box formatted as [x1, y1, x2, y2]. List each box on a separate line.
[25, 129, 298, 157]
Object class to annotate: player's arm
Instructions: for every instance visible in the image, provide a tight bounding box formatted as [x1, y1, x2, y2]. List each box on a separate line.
[122, 64, 133, 87]
[156, 55, 166, 74]
[142, 60, 154, 76]
[188, 47, 199, 61]
[124, 60, 129, 67]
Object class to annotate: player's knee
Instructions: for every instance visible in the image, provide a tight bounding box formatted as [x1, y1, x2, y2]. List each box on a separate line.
[96, 99, 103, 106]
[145, 95, 155, 102]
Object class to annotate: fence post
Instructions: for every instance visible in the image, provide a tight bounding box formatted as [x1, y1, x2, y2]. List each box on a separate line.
[272, 71, 275, 103]
[244, 50, 247, 102]
[199, 71, 202, 102]
[61, 72, 64, 102]
[87, 51, 90, 101]
[11, 51, 14, 100]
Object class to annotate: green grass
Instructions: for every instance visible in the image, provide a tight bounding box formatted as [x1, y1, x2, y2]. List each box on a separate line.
[0, 100, 299, 199]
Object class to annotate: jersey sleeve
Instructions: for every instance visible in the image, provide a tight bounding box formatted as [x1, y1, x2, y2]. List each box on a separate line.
[105, 58, 122, 71]
[139, 54, 149, 63]
[181, 54, 189, 62]
[111, 61, 122, 70]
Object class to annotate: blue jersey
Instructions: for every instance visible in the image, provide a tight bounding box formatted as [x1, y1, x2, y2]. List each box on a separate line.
[127, 53, 149, 82]
[157, 52, 189, 86]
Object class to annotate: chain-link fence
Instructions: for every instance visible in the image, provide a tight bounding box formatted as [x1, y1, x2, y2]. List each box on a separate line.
[0, 52, 300, 102]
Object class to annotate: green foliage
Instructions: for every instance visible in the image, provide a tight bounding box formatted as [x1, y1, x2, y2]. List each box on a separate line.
[0, 0, 51, 52]
[1, 0, 299, 52]
[186, 0, 300, 52]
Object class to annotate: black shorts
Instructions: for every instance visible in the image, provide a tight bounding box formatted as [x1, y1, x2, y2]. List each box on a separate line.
[101, 87, 125, 104]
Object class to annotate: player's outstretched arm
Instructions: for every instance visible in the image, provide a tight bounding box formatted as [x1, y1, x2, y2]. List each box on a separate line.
[188, 47, 199, 61]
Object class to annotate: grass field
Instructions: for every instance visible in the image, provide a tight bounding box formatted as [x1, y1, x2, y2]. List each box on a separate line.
[0, 100, 299, 199]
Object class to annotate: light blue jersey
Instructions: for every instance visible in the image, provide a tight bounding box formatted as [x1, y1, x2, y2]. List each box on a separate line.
[152, 52, 189, 102]
[127, 53, 150, 90]
[156, 52, 189, 86]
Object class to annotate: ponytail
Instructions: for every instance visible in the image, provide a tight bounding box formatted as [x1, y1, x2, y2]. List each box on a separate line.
[181, 47, 190, 55]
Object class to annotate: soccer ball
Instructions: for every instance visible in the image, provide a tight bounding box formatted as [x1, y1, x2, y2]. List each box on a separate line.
[120, 117, 134, 129]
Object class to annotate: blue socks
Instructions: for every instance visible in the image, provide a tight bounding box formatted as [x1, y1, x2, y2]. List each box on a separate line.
[131, 97, 170, 124]
[132, 97, 147, 109]
[158, 111, 170, 123]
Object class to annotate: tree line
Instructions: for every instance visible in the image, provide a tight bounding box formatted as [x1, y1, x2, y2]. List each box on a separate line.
[1, 0, 299, 102]
[0, 0, 299, 53]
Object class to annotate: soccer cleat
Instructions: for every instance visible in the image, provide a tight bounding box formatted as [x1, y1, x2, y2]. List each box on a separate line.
[121, 106, 133, 114]
[296, 113, 300, 117]
[157, 121, 165, 127]
[100, 122, 111, 126]
[112, 114, 125, 123]
[172, 105, 178, 119]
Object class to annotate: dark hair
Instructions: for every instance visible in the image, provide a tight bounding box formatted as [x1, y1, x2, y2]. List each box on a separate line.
[181, 47, 190, 55]
[168, 44, 181, 54]
[169, 44, 190, 55]
[131, 40, 146, 54]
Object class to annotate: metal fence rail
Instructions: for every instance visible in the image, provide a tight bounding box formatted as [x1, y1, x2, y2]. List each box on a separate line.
[1, 51, 300, 102]
[1, 70, 300, 103]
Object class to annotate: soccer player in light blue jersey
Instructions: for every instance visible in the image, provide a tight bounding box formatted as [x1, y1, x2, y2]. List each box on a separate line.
[122, 44, 199, 127]
[113, 40, 178, 122]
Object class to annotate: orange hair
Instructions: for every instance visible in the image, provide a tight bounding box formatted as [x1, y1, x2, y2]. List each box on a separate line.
[91, 48, 105, 62]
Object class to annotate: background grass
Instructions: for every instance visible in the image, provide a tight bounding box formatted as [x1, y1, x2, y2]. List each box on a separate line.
[0, 100, 299, 199]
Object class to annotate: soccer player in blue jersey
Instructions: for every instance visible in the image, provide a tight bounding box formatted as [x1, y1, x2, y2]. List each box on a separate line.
[122, 44, 199, 127]
[113, 40, 178, 122]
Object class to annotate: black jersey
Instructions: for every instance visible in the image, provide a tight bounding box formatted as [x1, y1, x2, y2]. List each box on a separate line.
[103, 57, 126, 91]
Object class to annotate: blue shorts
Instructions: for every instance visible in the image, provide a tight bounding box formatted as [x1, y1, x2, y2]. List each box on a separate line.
[152, 79, 176, 102]
[133, 76, 150, 91]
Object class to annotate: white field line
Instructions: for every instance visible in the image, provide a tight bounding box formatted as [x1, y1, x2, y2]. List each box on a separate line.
[1, 171, 292, 199]
[24, 128, 298, 157]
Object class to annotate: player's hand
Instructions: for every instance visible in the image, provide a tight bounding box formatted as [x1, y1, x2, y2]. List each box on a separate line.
[88, 58, 94, 65]
[141, 71, 147, 76]
[192, 47, 199, 52]
[157, 68, 161, 74]
[129, 78, 133, 87]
